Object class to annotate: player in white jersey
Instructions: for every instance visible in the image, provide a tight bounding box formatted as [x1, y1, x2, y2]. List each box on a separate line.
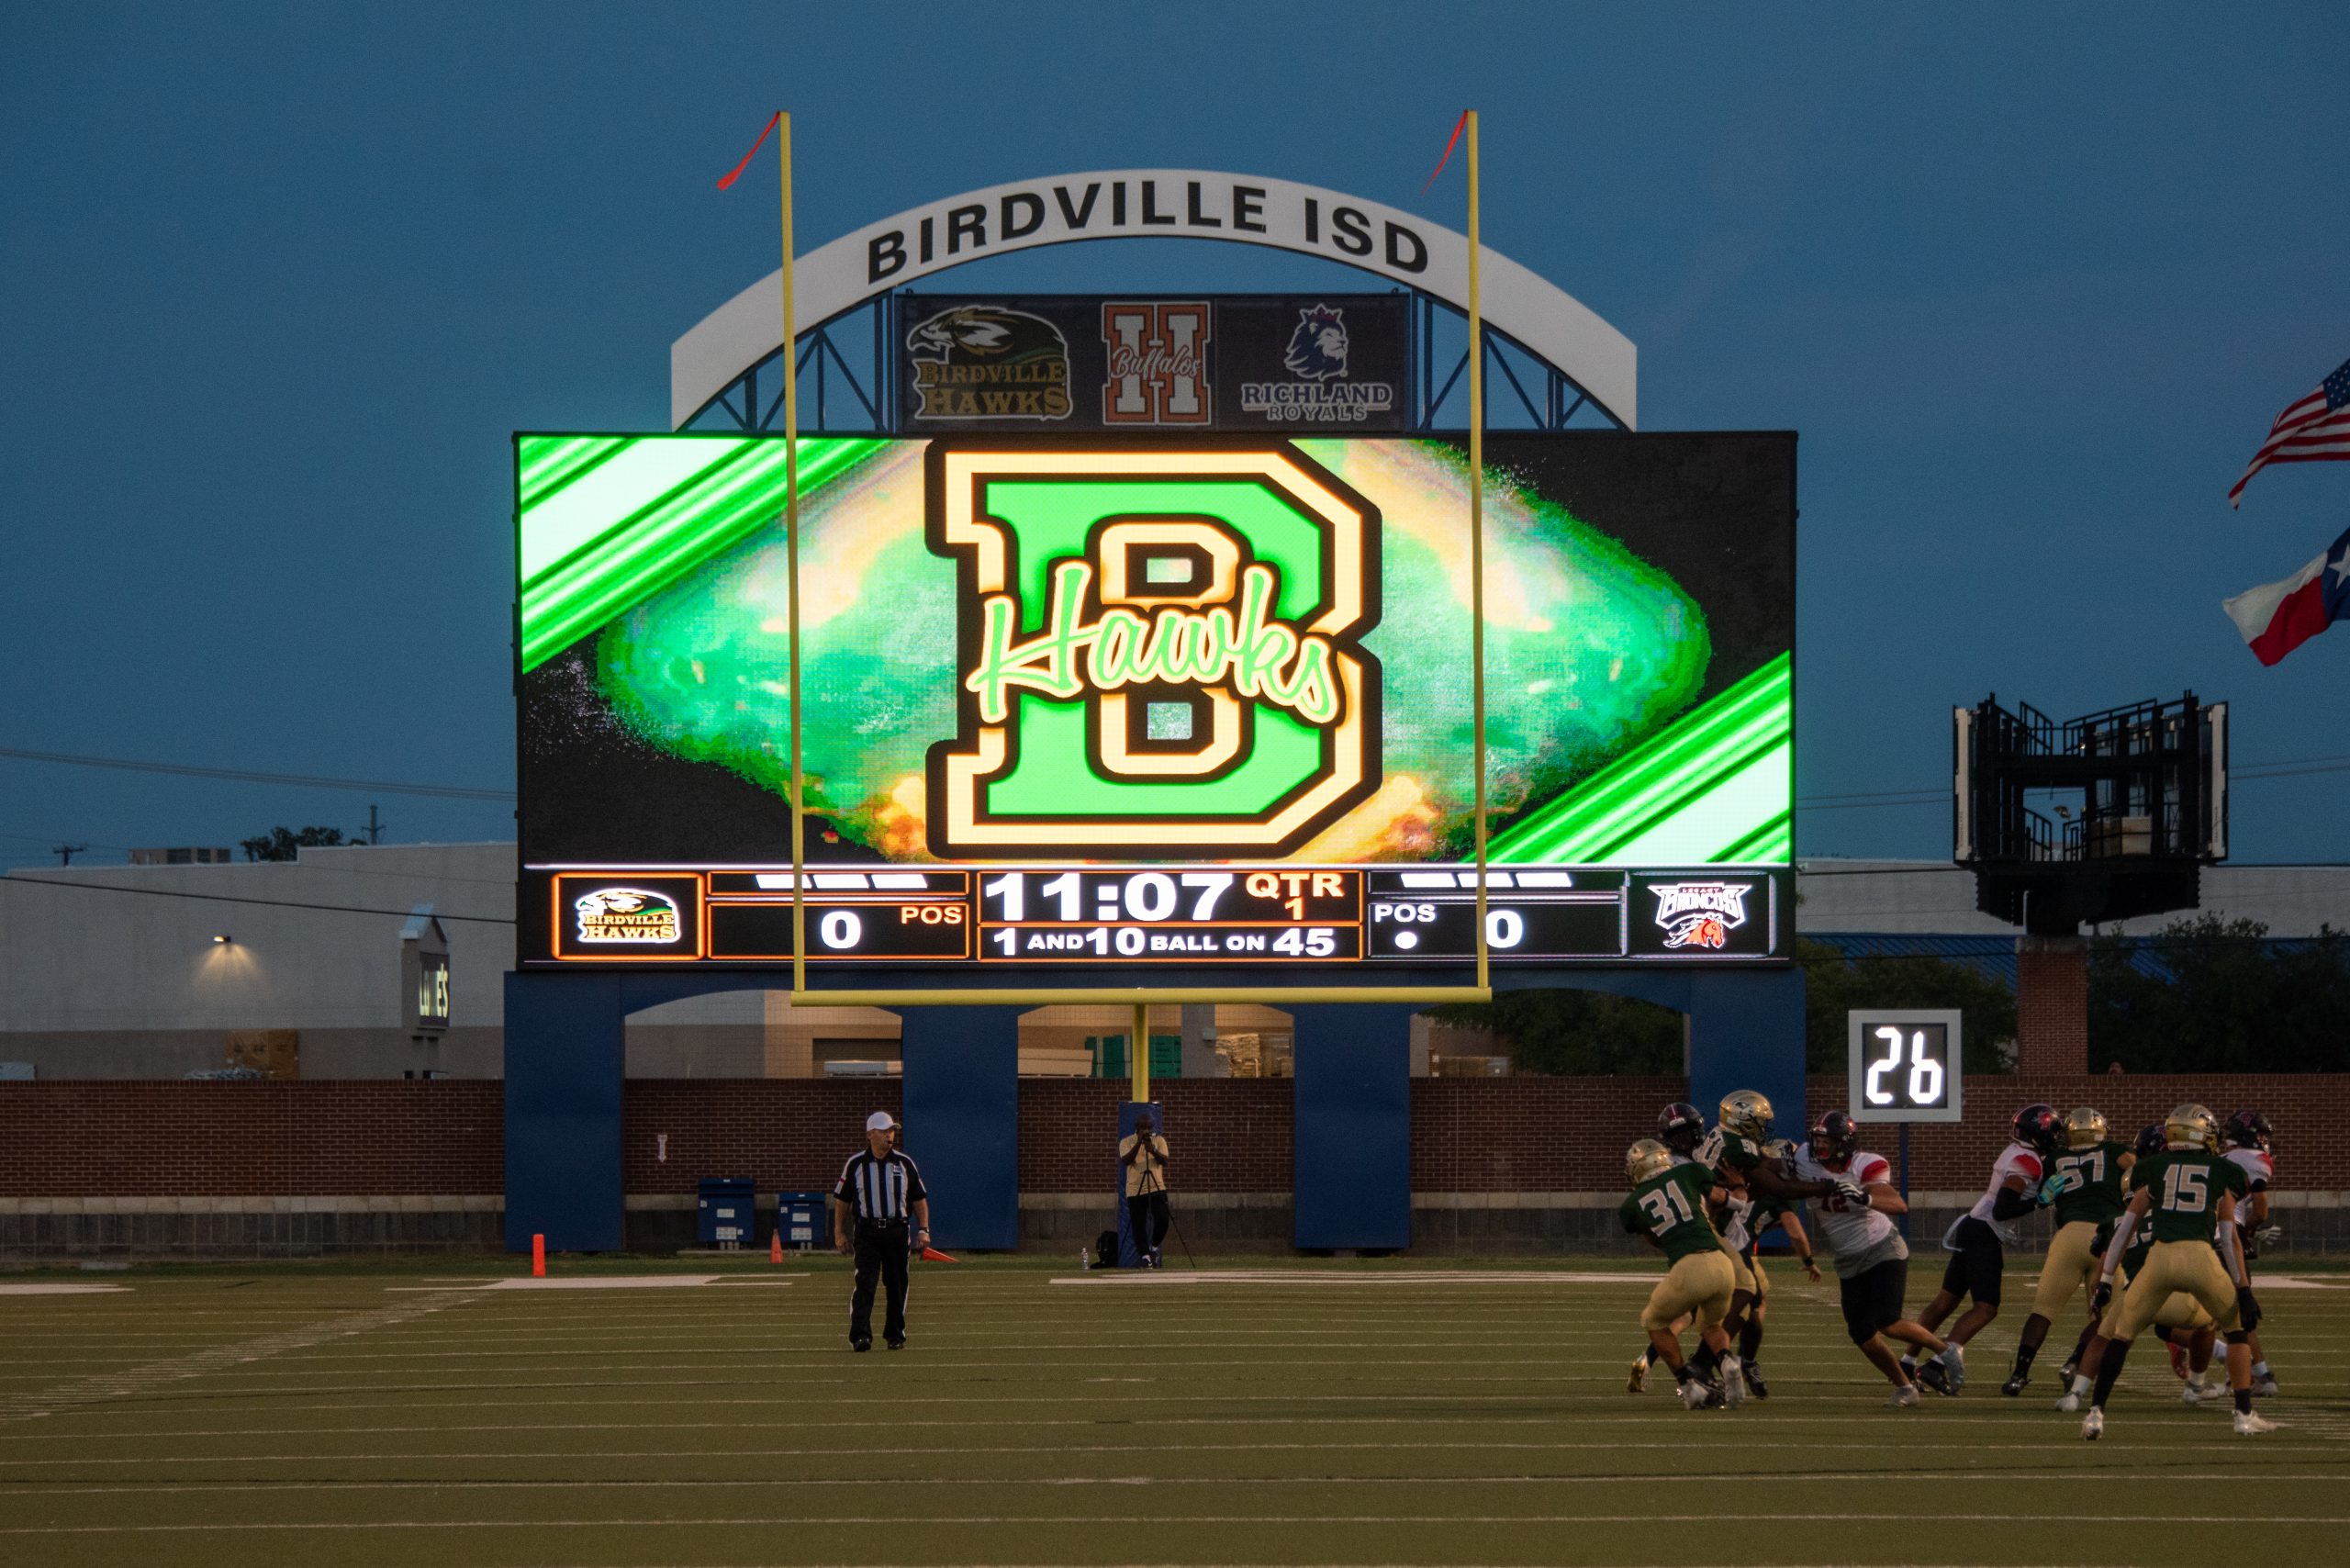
[1796, 1111, 1959, 1406]
[1908, 1103, 2068, 1390]
[2221, 1110, 2280, 1396]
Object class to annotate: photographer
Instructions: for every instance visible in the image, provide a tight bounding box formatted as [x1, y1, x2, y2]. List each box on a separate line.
[1118, 1112, 1171, 1268]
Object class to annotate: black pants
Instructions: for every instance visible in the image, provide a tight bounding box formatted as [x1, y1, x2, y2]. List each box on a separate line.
[1940, 1216, 2004, 1307]
[1126, 1192, 1169, 1261]
[850, 1219, 909, 1345]
[1841, 1257, 1910, 1345]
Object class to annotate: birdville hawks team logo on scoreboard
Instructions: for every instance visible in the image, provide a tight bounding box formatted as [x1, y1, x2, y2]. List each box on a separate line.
[573, 888, 684, 944]
[923, 439, 1382, 858]
[1648, 881, 1752, 950]
[904, 305, 1073, 420]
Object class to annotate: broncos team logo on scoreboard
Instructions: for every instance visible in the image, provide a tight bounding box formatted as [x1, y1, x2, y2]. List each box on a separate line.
[923, 439, 1383, 858]
[1647, 881, 1752, 950]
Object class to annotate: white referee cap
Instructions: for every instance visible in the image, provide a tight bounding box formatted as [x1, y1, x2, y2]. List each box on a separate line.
[866, 1111, 897, 1132]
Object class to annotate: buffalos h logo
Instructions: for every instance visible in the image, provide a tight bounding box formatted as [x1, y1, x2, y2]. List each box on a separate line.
[924, 440, 1382, 858]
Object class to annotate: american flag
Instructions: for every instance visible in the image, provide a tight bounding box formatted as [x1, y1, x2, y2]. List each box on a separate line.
[2230, 357, 2350, 506]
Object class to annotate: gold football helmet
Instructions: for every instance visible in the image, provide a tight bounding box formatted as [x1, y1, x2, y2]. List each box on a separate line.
[1718, 1091, 1774, 1142]
[2065, 1107, 2108, 1148]
[1626, 1138, 1674, 1184]
[2165, 1103, 2220, 1150]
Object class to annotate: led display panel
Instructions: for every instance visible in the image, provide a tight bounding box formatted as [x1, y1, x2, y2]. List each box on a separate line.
[516, 432, 1793, 969]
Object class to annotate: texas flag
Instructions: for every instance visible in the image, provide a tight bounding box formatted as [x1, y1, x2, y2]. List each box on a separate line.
[2222, 523, 2350, 666]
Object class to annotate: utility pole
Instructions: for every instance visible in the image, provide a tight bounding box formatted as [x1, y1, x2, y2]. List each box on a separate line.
[51, 844, 88, 866]
[359, 804, 385, 846]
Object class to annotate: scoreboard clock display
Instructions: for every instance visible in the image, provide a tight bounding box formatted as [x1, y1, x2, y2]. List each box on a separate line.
[515, 429, 1795, 972]
[1845, 1009, 1964, 1124]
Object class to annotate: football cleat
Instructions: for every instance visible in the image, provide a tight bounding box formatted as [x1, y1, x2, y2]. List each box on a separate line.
[2183, 1380, 2226, 1406]
[1743, 1360, 1770, 1401]
[1628, 1355, 1651, 1394]
[2057, 1357, 2080, 1386]
[2080, 1407, 2105, 1440]
[1721, 1361, 1747, 1408]
[2251, 1373, 2281, 1398]
[1679, 1376, 1721, 1410]
[1625, 1138, 1674, 1184]
[2055, 1389, 2082, 1414]
[1886, 1383, 1920, 1409]
[2001, 1370, 2029, 1397]
[2233, 1409, 2279, 1436]
[1916, 1357, 1955, 1397]
[1939, 1345, 1967, 1392]
[2167, 1341, 2189, 1380]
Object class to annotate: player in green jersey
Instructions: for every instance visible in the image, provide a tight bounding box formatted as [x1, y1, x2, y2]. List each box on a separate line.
[1619, 1138, 1742, 1410]
[2061, 1104, 2273, 1439]
[1724, 1147, 1821, 1400]
[1699, 1092, 1867, 1390]
[2001, 1106, 2134, 1396]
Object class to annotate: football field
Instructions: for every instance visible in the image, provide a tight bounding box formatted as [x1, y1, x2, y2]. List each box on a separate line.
[3, 1256, 2346, 1568]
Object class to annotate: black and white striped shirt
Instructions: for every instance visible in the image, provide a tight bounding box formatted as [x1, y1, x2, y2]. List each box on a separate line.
[833, 1150, 926, 1223]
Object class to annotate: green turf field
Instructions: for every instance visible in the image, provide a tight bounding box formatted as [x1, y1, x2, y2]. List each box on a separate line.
[2, 1255, 2344, 1567]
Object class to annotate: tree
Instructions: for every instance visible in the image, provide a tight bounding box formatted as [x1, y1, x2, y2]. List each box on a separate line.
[240, 825, 348, 862]
[1796, 938, 2020, 1072]
[2088, 914, 2350, 1073]
[1425, 989, 1685, 1075]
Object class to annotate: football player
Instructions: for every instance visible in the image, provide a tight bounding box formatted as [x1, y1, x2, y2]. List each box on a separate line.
[1619, 1137, 1741, 1409]
[2060, 1123, 2222, 1407]
[1627, 1102, 1721, 1393]
[2222, 1110, 2281, 1396]
[2001, 1105, 2133, 1396]
[1702, 1092, 1868, 1365]
[1797, 1110, 1961, 1406]
[1720, 1143, 1821, 1400]
[1909, 1103, 2067, 1390]
[2063, 1103, 2272, 1439]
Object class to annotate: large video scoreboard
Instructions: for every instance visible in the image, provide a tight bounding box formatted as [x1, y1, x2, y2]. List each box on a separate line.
[516, 431, 1794, 971]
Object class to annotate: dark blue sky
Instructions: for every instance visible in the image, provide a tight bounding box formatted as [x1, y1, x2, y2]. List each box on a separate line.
[6, 5, 2346, 870]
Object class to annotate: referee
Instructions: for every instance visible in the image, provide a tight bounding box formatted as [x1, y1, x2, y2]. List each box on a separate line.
[832, 1111, 930, 1351]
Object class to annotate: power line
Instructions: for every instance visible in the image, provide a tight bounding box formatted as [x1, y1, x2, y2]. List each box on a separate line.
[0, 874, 514, 924]
[0, 746, 514, 801]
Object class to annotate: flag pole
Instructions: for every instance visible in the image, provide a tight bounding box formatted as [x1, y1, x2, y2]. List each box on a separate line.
[778, 111, 806, 997]
[1466, 109, 1488, 992]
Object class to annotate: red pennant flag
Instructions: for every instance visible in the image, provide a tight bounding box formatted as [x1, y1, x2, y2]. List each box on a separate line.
[716, 112, 781, 191]
[1422, 109, 1471, 194]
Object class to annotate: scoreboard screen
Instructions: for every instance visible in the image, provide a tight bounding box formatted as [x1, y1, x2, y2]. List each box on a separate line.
[516, 431, 1794, 970]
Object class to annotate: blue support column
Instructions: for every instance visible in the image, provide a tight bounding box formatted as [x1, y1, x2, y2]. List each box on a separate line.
[1292, 1003, 1417, 1250]
[1684, 966, 1808, 1144]
[897, 1007, 1019, 1251]
[503, 969, 625, 1253]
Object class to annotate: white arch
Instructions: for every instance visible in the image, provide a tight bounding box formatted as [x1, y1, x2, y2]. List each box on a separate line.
[670, 169, 1635, 431]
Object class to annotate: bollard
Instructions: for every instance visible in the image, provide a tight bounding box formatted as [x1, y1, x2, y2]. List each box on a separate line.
[532, 1232, 546, 1278]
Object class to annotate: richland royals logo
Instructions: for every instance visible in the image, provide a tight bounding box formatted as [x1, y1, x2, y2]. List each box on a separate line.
[924, 441, 1382, 857]
[1649, 882, 1752, 950]
[905, 306, 1072, 421]
[573, 888, 684, 945]
[1241, 303, 1396, 424]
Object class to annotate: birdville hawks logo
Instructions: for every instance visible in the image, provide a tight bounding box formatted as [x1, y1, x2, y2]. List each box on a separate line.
[923, 440, 1382, 858]
[905, 306, 1072, 420]
[573, 888, 683, 944]
[1648, 882, 1752, 950]
[1241, 304, 1396, 424]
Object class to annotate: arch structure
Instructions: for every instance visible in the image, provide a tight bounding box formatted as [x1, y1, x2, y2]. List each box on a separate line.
[670, 169, 1636, 434]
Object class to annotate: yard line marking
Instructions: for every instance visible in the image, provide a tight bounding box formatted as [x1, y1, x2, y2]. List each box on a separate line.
[0, 1288, 480, 1426]
[0, 1283, 131, 1296]
[5, 1509, 2350, 1534]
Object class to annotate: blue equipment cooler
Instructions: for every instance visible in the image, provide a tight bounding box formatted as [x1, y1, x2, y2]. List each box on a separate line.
[697, 1177, 758, 1248]
[776, 1190, 828, 1250]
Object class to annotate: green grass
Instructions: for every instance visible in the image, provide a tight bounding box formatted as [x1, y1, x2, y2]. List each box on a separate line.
[2, 1255, 2344, 1567]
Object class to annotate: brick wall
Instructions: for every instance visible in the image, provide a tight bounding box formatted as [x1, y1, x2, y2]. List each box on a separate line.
[2, 1074, 2342, 1202]
[622, 1079, 901, 1193]
[0, 1081, 502, 1197]
[2017, 936, 2089, 1074]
